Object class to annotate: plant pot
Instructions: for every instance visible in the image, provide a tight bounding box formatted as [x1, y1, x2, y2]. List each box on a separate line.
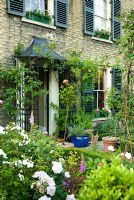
[70, 136, 90, 148]
[102, 136, 118, 151]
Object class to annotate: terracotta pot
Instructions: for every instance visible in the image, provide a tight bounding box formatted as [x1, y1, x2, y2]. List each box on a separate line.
[102, 137, 118, 151]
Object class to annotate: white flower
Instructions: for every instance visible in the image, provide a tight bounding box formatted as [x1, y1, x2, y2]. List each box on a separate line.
[52, 161, 63, 174]
[0, 100, 3, 104]
[46, 177, 55, 187]
[108, 145, 115, 152]
[47, 185, 56, 196]
[125, 152, 132, 160]
[0, 149, 7, 159]
[22, 159, 27, 166]
[65, 172, 70, 178]
[50, 150, 54, 154]
[18, 173, 24, 181]
[66, 194, 76, 200]
[33, 171, 49, 180]
[29, 112, 34, 124]
[27, 160, 34, 168]
[0, 126, 5, 134]
[38, 195, 51, 200]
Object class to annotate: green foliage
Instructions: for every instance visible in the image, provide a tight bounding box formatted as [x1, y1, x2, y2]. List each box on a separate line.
[26, 9, 52, 21]
[92, 108, 110, 118]
[78, 157, 134, 200]
[94, 118, 117, 136]
[94, 29, 111, 40]
[14, 43, 24, 56]
[0, 64, 47, 118]
[68, 111, 92, 136]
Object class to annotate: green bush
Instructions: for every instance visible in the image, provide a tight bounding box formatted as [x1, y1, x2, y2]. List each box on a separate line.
[78, 157, 134, 200]
[0, 123, 69, 200]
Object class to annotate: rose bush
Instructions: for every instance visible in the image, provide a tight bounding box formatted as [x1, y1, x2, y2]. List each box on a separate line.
[0, 123, 76, 200]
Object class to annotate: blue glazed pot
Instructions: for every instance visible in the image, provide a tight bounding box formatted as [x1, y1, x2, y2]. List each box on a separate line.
[71, 136, 90, 147]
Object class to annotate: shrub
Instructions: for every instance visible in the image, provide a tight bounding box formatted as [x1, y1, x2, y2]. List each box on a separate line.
[0, 123, 75, 200]
[78, 157, 134, 200]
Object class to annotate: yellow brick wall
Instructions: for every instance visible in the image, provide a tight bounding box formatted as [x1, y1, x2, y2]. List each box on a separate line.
[0, 0, 133, 67]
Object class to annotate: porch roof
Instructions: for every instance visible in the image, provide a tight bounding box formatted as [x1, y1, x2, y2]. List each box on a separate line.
[16, 36, 66, 62]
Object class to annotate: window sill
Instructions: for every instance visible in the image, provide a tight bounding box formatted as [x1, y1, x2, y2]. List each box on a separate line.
[91, 36, 113, 44]
[21, 17, 56, 30]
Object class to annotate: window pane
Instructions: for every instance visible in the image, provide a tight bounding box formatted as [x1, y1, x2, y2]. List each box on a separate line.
[95, 16, 106, 30]
[94, 0, 107, 18]
[98, 91, 104, 109]
[25, 0, 45, 11]
[25, 0, 31, 11]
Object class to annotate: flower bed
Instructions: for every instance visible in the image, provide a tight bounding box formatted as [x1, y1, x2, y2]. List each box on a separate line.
[0, 123, 134, 200]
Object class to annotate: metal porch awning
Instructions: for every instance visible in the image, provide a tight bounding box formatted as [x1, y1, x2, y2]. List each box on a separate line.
[16, 36, 66, 62]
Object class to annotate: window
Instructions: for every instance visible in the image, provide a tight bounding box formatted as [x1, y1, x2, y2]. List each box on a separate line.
[93, 70, 104, 110]
[94, 0, 107, 31]
[84, 0, 121, 40]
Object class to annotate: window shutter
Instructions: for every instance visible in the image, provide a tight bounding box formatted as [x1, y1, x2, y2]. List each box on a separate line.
[55, 0, 68, 28]
[112, 68, 122, 92]
[84, 0, 94, 35]
[7, 0, 25, 16]
[112, 0, 121, 40]
[82, 77, 94, 113]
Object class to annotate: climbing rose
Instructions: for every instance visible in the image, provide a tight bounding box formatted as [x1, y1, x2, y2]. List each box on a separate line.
[0, 100, 3, 104]
[29, 112, 34, 124]
[63, 79, 69, 84]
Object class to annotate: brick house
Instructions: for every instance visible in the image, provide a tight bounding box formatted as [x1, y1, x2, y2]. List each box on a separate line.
[0, 0, 133, 134]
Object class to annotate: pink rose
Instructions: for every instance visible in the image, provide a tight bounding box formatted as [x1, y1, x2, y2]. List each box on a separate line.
[0, 100, 3, 104]
[63, 79, 69, 84]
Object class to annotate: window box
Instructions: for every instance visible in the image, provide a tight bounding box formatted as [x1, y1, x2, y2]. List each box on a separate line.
[26, 10, 52, 25]
[94, 29, 111, 40]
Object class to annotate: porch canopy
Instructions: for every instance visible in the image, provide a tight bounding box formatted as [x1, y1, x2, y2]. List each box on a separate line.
[16, 36, 66, 65]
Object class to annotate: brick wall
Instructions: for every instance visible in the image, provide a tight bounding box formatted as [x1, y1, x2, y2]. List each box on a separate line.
[1, 0, 133, 67]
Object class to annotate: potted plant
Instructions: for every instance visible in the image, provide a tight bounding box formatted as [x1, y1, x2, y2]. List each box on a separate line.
[68, 112, 93, 147]
[26, 9, 52, 24]
[101, 118, 119, 151]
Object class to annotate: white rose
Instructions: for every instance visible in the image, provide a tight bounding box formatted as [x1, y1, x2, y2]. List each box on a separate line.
[52, 161, 63, 174]
[38, 195, 51, 200]
[66, 194, 76, 200]
[46, 177, 55, 187]
[47, 185, 56, 196]
[65, 172, 70, 178]
[33, 171, 49, 181]
[125, 152, 132, 160]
